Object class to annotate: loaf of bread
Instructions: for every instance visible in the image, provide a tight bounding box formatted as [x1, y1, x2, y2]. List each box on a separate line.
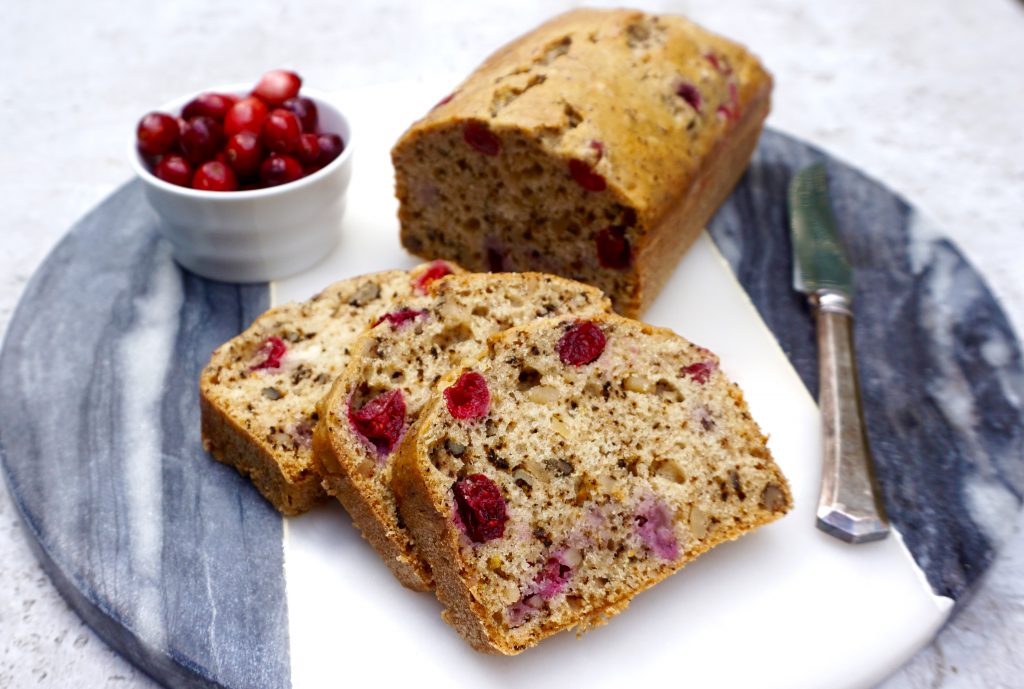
[392, 8, 772, 316]
[200, 261, 459, 515]
[313, 272, 611, 590]
[392, 314, 791, 653]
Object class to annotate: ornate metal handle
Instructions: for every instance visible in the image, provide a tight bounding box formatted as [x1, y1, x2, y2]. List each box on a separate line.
[813, 291, 890, 544]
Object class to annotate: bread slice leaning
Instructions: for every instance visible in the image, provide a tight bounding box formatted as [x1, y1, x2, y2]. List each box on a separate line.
[313, 272, 612, 590]
[200, 261, 459, 515]
[392, 313, 792, 654]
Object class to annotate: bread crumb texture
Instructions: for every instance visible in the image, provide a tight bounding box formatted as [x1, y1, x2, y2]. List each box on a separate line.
[199, 262, 459, 515]
[399, 313, 791, 654]
[317, 272, 611, 588]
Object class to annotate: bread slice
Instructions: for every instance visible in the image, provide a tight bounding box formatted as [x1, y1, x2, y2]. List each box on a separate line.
[313, 273, 612, 590]
[392, 313, 792, 653]
[200, 261, 460, 515]
[393, 8, 772, 315]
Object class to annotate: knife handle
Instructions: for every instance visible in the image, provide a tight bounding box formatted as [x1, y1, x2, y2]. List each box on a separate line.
[813, 291, 890, 544]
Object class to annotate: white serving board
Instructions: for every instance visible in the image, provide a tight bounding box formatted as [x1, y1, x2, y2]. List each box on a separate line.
[273, 82, 950, 689]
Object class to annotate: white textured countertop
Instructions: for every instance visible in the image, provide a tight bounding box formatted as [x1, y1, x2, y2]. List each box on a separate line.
[1, 1, 1022, 687]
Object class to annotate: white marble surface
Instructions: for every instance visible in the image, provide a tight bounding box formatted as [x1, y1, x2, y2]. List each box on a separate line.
[1, 0, 1021, 687]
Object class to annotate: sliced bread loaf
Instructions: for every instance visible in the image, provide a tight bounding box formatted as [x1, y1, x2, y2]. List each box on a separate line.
[392, 313, 792, 653]
[313, 273, 611, 590]
[200, 261, 459, 515]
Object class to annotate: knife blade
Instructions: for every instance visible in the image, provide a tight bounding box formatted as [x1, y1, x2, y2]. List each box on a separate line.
[789, 164, 890, 544]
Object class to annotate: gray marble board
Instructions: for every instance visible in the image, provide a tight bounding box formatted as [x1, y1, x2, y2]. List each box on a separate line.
[1, 129, 1021, 689]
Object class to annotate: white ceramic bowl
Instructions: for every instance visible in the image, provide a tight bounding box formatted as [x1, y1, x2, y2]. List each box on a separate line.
[130, 84, 353, 283]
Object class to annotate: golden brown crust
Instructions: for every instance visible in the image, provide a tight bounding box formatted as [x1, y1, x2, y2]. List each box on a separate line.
[313, 405, 434, 591]
[393, 9, 772, 316]
[412, 8, 771, 217]
[392, 429, 506, 652]
[200, 390, 323, 516]
[632, 76, 772, 313]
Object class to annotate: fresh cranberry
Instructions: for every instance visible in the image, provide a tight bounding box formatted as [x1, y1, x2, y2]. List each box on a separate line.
[136, 112, 179, 157]
[154, 154, 192, 187]
[262, 108, 302, 154]
[179, 116, 224, 164]
[373, 308, 427, 329]
[681, 360, 717, 384]
[182, 92, 237, 121]
[463, 121, 501, 156]
[224, 97, 269, 137]
[675, 81, 702, 110]
[595, 226, 631, 269]
[253, 69, 302, 106]
[316, 133, 345, 167]
[192, 161, 239, 192]
[348, 389, 406, 455]
[453, 474, 507, 543]
[224, 131, 264, 178]
[557, 321, 606, 366]
[412, 260, 453, 294]
[251, 336, 287, 370]
[171, 118, 188, 154]
[260, 154, 304, 187]
[296, 133, 320, 167]
[281, 96, 318, 132]
[444, 372, 490, 420]
[568, 158, 606, 192]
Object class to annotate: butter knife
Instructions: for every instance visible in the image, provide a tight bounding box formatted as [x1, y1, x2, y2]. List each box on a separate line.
[789, 164, 890, 544]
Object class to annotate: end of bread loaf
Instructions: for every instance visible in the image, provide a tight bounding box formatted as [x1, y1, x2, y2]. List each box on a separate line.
[393, 9, 772, 315]
[315, 272, 612, 590]
[393, 313, 791, 654]
[199, 262, 460, 515]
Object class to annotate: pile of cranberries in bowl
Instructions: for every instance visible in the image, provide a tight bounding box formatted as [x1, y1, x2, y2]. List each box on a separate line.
[135, 69, 346, 192]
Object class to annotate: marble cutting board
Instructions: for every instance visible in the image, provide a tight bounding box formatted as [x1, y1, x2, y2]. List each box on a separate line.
[0, 82, 1021, 689]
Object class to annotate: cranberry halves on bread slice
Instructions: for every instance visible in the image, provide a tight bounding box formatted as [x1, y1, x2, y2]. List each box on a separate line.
[392, 314, 791, 654]
[200, 261, 460, 515]
[313, 272, 611, 590]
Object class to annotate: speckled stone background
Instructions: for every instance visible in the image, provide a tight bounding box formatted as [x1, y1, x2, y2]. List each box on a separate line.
[1, 1, 1022, 687]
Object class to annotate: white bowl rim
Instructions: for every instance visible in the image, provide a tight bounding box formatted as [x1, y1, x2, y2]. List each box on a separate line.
[129, 82, 353, 200]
